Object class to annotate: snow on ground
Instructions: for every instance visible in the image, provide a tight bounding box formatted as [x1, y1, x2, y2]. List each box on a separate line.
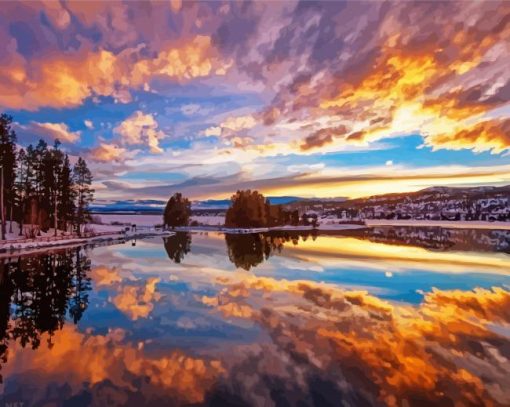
[191, 215, 225, 226]
[95, 213, 225, 226]
[95, 213, 164, 227]
[0, 219, 172, 252]
[365, 219, 510, 230]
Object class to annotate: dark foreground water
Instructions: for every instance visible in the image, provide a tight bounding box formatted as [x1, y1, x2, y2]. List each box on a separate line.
[1, 227, 510, 406]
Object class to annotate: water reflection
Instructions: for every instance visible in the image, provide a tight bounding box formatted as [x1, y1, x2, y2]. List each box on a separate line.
[161, 228, 510, 272]
[0, 248, 91, 382]
[1, 228, 510, 406]
[225, 231, 317, 270]
[356, 226, 510, 253]
[164, 232, 192, 263]
[200, 275, 510, 406]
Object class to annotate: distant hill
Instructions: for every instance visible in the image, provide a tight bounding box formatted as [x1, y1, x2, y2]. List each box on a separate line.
[331, 185, 510, 222]
[339, 185, 510, 208]
[90, 186, 509, 218]
[91, 196, 312, 213]
[91, 199, 166, 213]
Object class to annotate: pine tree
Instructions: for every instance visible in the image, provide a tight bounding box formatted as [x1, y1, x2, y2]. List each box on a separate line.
[0, 114, 17, 238]
[34, 140, 49, 234]
[14, 148, 32, 236]
[24, 144, 39, 236]
[59, 154, 75, 233]
[73, 157, 94, 236]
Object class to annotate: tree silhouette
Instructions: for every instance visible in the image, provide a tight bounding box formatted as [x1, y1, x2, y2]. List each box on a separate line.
[73, 157, 94, 236]
[225, 233, 266, 270]
[163, 232, 192, 263]
[0, 114, 17, 238]
[224, 231, 314, 270]
[0, 248, 92, 382]
[225, 190, 268, 228]
[163, 193, 191, 228]
[1, 112, 94, 238]
[225, 190, 299, 228]
[0, 259, 14, 383]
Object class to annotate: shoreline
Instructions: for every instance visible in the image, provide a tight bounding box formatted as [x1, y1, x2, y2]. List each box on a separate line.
[364, 219, 510, 230]
[0, 230, 174, 257]
[3, 218, 510, 255]
[174, 224, 367, 234]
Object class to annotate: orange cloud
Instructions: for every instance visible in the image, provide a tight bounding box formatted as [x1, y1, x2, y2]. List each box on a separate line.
[300, 125, 349, 151]
[91, 266, 123, 287]
[114, 111, 166, 154]
[290, 10, 510, 155]
[89, 142, 128, 162]
[424, 118, 510, 154]
[112, 277, 162, 320]
[0, 36, 229, 110]
[3, 325, 224, 404]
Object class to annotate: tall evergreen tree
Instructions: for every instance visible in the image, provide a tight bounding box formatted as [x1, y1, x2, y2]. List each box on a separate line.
[0, 114, 17, 238]
[0, 113, 95, 240]
[14, 148, 31, 236]
[73, 157, 94, 236]
[34, 139, 49, 234]
[59, 154, 75, 232]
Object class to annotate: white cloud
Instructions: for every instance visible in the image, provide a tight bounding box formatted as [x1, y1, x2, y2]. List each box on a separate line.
[20, 121, 81, 143]
[84, 119, 94, 129]
[204, 126, 222, 137]
[221, 115, 257, 131]
[114, 111, 166, 154]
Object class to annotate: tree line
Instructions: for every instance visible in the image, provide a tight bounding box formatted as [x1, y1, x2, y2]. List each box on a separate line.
[0, 113, 94, 239]
[225, 190, 300, 228]
[162, 190, 302, 229]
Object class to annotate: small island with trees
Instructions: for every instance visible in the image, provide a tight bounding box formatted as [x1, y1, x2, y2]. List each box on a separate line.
[162, 189, 328, 232]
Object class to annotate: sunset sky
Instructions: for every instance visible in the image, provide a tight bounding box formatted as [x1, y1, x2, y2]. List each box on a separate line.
[1, 0, 509, 201]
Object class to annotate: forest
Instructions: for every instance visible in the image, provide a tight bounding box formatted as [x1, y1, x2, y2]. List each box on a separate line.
[0, 114, 94, 240]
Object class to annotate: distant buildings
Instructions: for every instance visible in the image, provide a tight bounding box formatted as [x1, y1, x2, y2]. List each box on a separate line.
[284, 186, 510, 222]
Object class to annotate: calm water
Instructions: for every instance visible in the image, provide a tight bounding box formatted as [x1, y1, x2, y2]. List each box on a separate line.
[1, 227, 510, 406]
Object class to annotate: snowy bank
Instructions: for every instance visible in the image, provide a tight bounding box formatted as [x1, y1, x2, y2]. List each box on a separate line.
[0, 223, 174, 254]
[174, 223, 366, 234]
[365, 219, 510, 230]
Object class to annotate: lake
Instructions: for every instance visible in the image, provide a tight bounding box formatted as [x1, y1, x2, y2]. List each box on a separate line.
[1, 227, 509, 406]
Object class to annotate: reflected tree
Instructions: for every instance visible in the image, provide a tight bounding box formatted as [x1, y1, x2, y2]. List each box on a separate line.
[164, 232, 192, 263]
[225, 231, 317, 271]
[0, 248, 92, 382]
[69, 248, 92, 324]
[226, 234, 266, 271]
[0, 259, 14, 383]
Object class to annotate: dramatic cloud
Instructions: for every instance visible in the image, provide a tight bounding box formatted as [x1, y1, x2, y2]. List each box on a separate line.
[15, 121, 81, 144]
[0, 1, 230, 110]
[95, 160, 510, 200]
[423, 118, 510, 154]
[89, 142, 128, 162]
[2, 0, 510, 200]
[114, 111, 166, 154]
